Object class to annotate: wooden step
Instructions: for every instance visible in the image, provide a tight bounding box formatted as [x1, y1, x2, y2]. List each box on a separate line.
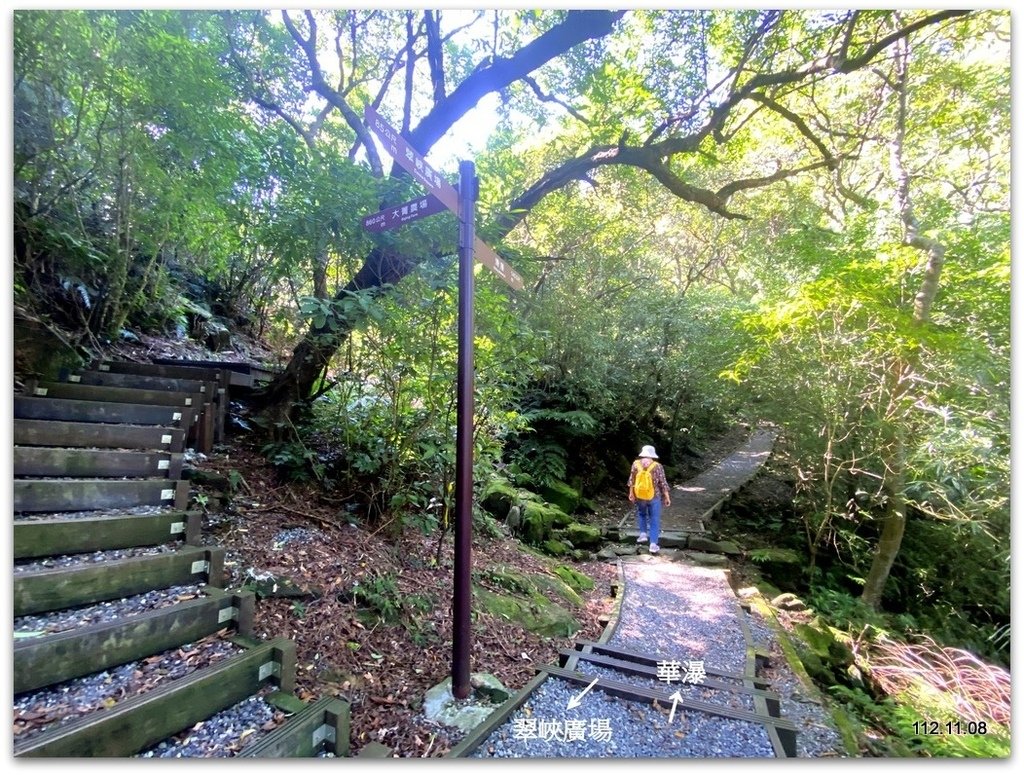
[14, 588, 256, 694]
[89, 363, 227, 442]
[62, 368, 213, 396]
[94, 360, 228, 385]
[153, 357, 278, 386]
[14, 637, 296, 757]
[28, 379, 204, 409]
[14, 509, 201, 559]
[13, 478, 190, 513]
[14, 419, 186, 452]
[14, 546, 225, 617]
[14, 448, 184, 479]
[27, 381, 214, 452]
[239, 696, 350, 758]
[113, 358, 254, 388]
[15, 395, 194, 429]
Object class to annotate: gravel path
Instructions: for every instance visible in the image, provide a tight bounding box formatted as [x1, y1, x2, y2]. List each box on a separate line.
[468, 555, 847, 759]
[621, 428, 777, 533]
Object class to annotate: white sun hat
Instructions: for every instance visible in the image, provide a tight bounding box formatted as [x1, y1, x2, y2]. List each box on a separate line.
[638, 445, 659, 459]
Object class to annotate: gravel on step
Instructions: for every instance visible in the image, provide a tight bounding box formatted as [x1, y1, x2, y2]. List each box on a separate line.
[466, 555, 848, 759]
[15, 542, 182, 574]
[14, 504, 180, 522]
[138, 693, 284, 758]
[14, 637, 242, 744]
[469, 558, 777, 758]
[470, 676, 774, 758]
[14, 583, 209, 637]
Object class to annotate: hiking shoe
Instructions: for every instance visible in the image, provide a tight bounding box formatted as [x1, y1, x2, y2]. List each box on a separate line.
[649, 543, 660, 554]
[636, 533, 648, 544]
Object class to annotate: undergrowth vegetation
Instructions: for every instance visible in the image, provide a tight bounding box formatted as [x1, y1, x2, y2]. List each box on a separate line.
[13, 8, 1010, 758]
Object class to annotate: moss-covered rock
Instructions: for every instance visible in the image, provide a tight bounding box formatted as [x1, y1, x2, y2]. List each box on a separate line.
[552, 565, 595, 593]
[688, 536, 743, 555]
[559, 522, 603, 550]
[474, 585, 580, 638]
[480, 478, 518, 518]
[470, 673, 512, 703]
[685, 551, 729, 567]
[478, 568, 534, 596]
[538, 479, 581, 515]
[798, 648, 837, 685]
[548, 506, 575, 530]
[521, 501, 572, 544]
[749, 547, 804, 589]
[477, 566, 581, 608]
[532, 573, 584, 608]
[541, 539, 571, 556]
[794, 619, 856, 676]
[14, 312, 84, 380]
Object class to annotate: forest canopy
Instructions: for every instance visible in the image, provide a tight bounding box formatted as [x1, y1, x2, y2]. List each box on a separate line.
[12, 7, 1010, 674]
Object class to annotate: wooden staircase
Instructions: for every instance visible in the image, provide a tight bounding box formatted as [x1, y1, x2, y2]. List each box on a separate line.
[13, 359, 350, 758]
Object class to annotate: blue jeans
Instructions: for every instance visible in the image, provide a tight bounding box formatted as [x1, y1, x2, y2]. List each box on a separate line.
[635, 498, 661, 545]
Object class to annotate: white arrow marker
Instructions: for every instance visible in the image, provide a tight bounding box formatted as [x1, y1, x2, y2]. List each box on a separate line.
[566, 677, 600, 710]
[668, 690, 684, 723]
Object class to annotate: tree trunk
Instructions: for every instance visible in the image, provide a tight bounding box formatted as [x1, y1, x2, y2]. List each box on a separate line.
[252, 11, 625, 425]
[252, 246, 412, 426]
[859, 34, 945, 609]
[860, 426, 907, 607]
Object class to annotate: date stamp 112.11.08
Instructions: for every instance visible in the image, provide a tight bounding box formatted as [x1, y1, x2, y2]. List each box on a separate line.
[913, 720, 988, 736]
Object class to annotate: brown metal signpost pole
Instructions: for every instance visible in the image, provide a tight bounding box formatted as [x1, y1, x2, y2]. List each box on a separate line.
[361, 105, 522, 699]
[452, 160, 475, 700]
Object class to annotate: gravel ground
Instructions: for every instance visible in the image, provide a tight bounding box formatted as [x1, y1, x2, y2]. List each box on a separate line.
[468, 554, 846, 759]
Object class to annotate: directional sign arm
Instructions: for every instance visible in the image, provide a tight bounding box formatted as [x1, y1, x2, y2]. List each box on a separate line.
[364, 104, 523, 291]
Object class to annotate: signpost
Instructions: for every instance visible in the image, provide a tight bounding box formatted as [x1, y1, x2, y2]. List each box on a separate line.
[364, 106, 524, 291]
[363, 106, 522, 700]
[361, 193, 447, 233]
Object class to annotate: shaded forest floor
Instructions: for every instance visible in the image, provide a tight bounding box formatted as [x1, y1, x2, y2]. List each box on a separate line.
[184, 419, 768, 756]
[192, 439, 619, 757]
[12, 327, 794, 756]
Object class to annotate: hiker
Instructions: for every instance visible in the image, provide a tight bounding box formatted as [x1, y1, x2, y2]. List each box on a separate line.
[628, 444, 671, 554]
